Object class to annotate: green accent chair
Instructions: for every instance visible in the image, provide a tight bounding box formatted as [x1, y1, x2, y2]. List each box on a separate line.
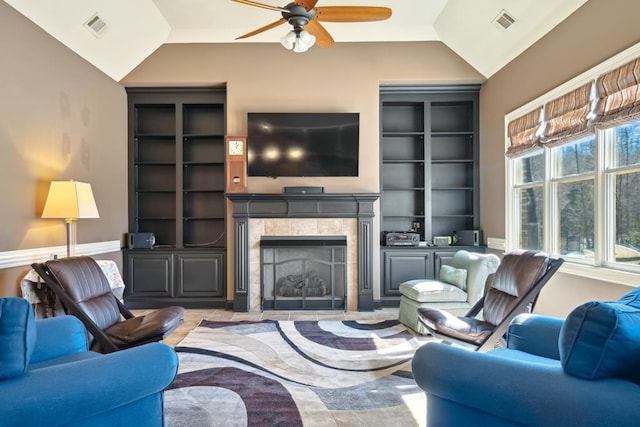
[398, 250, 500, 334]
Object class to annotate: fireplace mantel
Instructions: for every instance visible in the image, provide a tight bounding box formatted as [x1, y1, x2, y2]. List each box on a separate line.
[227, 193, 380, 312]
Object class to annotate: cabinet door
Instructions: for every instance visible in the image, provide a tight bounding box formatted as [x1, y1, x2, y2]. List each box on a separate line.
[125, 252, 174, 297]
[382, 250, 433, 297]
[176, 252, 225, 297]
[434, 250, 457, 280]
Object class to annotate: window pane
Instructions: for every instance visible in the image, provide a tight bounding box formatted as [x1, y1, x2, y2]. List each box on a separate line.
[515, 153, 544, 184]
[558, 180, 594, 260]
[518, 186, 544, 250]
[615, 172, 640, 265]
[613, 121, 640, 167]
[558, 136, 595, 177]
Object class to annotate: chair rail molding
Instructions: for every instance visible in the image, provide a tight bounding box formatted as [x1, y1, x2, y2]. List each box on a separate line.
[0, 240, 121, 269]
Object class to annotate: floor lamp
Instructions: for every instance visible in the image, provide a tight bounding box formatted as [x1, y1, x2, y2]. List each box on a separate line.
[42, 180, 100, 257]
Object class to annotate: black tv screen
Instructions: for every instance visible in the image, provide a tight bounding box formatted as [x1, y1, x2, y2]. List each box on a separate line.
[247, 112, 359, 177]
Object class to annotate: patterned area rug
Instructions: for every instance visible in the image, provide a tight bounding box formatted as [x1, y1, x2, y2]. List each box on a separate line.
[164, 319, 429, 426]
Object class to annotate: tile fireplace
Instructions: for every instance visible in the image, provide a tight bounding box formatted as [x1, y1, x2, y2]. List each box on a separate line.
[227, 193, 379, 312]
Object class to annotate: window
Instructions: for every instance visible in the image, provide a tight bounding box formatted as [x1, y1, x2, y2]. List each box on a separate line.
[552, 136, 595, 262]
[604, 122, 640, 266]
[513, 153, 544, 250]
[508, 122, 640, 273]
[506, 46, 640, 280]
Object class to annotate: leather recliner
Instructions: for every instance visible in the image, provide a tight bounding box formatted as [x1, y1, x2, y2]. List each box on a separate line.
[32, 256, 184, 353]
[417, 250, 563, 351]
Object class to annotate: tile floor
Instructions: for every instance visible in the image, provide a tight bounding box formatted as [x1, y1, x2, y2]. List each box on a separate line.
[137, 308, 400, 347]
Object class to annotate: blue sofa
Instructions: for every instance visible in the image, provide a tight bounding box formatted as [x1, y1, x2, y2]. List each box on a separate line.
[412, 287, 640, 427]
[0, 298, 179, 426]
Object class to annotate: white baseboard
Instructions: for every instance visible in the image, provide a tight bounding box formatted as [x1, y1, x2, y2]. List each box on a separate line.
[487, 237, 506, 251]
[0, 240, 121, 269]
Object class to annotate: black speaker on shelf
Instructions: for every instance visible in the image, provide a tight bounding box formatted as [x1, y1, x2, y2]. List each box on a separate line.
[128, 233, 155, 249]
[457, 230, 482, 246]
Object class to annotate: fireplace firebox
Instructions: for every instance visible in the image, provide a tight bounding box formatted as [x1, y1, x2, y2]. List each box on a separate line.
[260, 236, 347, 310]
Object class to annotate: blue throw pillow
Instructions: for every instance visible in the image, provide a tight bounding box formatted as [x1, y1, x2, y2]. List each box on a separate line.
[559, 299, 640, 384]
[0, 298, 36, 379]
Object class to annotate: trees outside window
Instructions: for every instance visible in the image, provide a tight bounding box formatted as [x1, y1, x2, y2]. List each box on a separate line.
[509, 122, 640, 269]
[609, 123, 640, 264]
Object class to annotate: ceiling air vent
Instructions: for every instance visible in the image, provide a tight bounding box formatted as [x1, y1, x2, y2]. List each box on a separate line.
[84, 13, 108, 37]
[492, 9, 516, 31]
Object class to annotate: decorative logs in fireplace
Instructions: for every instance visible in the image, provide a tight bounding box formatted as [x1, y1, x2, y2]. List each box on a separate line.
[260, 236, 347, 310]
[277, 271, 327, 297]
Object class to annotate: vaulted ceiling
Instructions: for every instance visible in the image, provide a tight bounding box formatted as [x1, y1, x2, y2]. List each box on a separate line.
[5, 0, 589, 81]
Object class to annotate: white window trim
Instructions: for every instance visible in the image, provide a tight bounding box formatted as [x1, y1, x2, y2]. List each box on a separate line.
[504, 41, 640, 287]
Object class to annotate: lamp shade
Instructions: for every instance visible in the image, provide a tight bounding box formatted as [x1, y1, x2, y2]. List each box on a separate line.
[42, 180, 100, 220]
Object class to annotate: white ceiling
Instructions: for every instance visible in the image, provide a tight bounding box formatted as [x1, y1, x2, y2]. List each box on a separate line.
[5, 0, 588, 81]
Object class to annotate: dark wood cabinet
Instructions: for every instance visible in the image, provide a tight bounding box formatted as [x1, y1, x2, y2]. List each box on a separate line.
[123, 249, 225, 308]
[380, 246, 486, 306]
[382, 250, 433, 298]
[124, 88, 227, 308]
[176, 252, 225, 298]
[125, 251, 174, 298]
[379, 85, 481, 306]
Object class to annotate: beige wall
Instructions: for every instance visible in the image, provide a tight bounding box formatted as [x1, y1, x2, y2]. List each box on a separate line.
[122, 41, 485, 300]
[480, 0, 640, 317]
[0, 2, 127, 296]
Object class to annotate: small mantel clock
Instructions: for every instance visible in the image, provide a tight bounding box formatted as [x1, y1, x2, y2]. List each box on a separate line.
[225, 136, 247, 193]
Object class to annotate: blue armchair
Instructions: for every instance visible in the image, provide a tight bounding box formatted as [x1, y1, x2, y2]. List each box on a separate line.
[0, 298, 179, 426]
[412, 287, 640, 427]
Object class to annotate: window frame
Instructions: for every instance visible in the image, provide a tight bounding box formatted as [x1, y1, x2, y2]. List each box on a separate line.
[549, 136, 596, 264]
[504, 42, 640, 286]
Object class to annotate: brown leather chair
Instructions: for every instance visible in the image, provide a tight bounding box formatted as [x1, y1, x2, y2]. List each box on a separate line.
[417, 250, 563, 352]
[32, 256, 184, 353]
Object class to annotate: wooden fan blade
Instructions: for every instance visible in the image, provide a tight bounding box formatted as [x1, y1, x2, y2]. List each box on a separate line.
[298, 0, 319, 12]
[315, 6, 392, 22]
[232, 0, 289, 13]
[235, 18, 287, 39]
[305, 19, 334, 48]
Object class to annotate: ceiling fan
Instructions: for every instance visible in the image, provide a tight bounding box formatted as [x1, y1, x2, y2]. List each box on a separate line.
[232, 0, 392, 52]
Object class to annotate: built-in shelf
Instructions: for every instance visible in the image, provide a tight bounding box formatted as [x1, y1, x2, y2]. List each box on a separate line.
[125, 87, 227, 309]
[379, 85, 481, 304]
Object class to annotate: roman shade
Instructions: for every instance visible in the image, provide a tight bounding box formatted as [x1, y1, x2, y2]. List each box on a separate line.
[593, 56, 640, 127]
[506, 107, 543, 158]
[541, 82, 593, 146]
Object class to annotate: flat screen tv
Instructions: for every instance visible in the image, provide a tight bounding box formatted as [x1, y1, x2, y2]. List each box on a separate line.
[247, 112, 359, 177]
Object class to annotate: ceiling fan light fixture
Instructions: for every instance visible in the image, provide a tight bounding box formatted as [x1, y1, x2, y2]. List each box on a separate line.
[280, 30, 296, 49]
[299, 30, 315, 45]
[281, 28, 315, 53]
[293, 41, 308, 53]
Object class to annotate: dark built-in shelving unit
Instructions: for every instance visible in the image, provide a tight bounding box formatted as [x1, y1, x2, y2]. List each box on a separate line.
[124, 88, 227, 309]
[379, 85, 481, 306]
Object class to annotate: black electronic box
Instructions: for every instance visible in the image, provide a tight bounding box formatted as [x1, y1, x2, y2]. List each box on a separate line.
[384, 231, 420, 247]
